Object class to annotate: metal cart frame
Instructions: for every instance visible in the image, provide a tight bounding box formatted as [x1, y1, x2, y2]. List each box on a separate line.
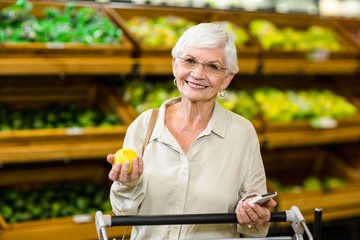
[95, 206, 322, 240]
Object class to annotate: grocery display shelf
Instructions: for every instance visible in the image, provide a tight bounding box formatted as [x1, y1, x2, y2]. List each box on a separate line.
[1, 56, 359, 76]
[265, 149, 360, 223]
[0, 78, 133, 164]
[226, 10, 359, 60]
[261, 125, 360, 149]
[105, 4, 261, 58]
[0, 134, 125, 164]
[0, 3, 359, 239]
[0, 0, 134, 57]
[261, 58, 360, 75]
[0, 217, 129, 240]
[0, 162, 130, 240]
[0, 57, 135, 75]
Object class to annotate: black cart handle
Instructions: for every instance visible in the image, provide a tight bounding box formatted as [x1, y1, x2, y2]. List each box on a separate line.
[110, 211, 288, 226]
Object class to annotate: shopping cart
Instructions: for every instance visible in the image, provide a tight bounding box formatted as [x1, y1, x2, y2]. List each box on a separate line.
[95, 206, 322, 240]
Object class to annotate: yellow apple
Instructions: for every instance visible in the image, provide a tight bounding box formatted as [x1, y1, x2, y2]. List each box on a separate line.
[114, 148, 138, 174]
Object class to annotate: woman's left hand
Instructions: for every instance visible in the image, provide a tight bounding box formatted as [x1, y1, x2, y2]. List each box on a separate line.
[235, 198, 277, 228]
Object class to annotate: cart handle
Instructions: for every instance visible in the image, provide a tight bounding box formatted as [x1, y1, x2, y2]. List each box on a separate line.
[95, 206, 315, 240]
[107, 211, 289, 226]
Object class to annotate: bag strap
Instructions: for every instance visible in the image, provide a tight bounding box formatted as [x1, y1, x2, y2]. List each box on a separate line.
[142, 108, 159, 156]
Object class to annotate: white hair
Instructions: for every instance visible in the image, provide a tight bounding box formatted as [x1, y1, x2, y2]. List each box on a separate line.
[171, 22, 239, 74]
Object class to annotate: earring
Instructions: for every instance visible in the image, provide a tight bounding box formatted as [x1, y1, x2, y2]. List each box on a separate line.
[173, 78, 177, 86]
[219, 89, 226, 97]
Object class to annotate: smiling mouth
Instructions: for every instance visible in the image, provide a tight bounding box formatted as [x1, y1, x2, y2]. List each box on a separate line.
[185, 80, 207, 89]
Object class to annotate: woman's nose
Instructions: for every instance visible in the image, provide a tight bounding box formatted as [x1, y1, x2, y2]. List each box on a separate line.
[192, 62, 206, 75]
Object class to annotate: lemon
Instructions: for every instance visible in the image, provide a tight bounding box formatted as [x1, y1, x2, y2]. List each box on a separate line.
[114, 148, 138, 174]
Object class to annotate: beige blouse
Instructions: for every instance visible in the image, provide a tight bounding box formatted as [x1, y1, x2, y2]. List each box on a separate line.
[110, 97, 269, 239]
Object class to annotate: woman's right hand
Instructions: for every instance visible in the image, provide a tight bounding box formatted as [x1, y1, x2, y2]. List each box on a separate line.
[107, 153, 143, 183]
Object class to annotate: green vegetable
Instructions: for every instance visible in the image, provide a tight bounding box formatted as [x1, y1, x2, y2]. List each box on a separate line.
[0, 0, 32, 24]
[0, 0, 123, 44]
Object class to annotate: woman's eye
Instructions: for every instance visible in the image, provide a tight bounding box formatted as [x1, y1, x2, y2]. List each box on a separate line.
[208, 64, 220, 71]
[185, 59, 197, 65]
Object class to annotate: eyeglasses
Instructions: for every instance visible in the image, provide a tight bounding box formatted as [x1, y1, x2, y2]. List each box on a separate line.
[178, 57, 228, 74]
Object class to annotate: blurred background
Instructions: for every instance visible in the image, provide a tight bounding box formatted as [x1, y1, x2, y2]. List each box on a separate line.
[0, 0, 360, 239]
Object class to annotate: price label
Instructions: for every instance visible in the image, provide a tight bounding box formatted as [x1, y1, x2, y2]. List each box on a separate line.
[66, 127, 85, 136]
[46, 42, 65, 49]
[73, 214, 93, 224]
[275, 0, 318, 14]
[310, 117, 338, 129]
[307, 49, 330, 62]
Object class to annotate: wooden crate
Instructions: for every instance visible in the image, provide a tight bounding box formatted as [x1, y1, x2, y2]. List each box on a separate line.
[0, 77, 132, 163]
[264, 149, 360, 223]
[105, 5, 262, 58]
[0, 0, 133, 57]
[0, 216, 131, 240]
[227, 11, 359, 60]
[259, 86, 360, 133]
[0, 160, 132, 240]
[331, 16, 360, 54]
[104, 4, 215, 57]
[211, 10, 262, 59]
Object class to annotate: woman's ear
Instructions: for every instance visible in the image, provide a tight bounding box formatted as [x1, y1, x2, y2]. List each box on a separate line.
[172, 58, 178, 77]
[222, 73, 235, 89]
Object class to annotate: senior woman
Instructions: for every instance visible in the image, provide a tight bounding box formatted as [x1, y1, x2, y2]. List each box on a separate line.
[107, 22, 276, 239]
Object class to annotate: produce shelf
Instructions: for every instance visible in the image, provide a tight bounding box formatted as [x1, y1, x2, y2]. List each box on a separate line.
[105, 4, 261, 59]
[261, 125, 360, 149]
[227, 10, 359, 60]
[261, 58, 360, 75]
[0, 78, 131, 164]
[0, 137, 125, 164]
[0, 0, 134, 57]
[0, 217, 130, 240]
[0, 57, 135, 75]
[0, 161, 130, 240]
[265, 149, 360, 223]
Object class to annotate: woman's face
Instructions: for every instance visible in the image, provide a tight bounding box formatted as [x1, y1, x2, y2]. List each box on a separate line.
[172, 46, 234, 103]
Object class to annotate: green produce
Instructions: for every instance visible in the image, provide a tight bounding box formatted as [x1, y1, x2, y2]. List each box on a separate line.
[0, 181, 112, 224]
[217, 89, 259, 120]
[0, 102, 122, 131]
[303, 176, 322, 191]
[123, 79, 178, 114]
[0, 0, 32, 24]
[249, 19, 342, 52]
[125, 15, 196, 47]
[213, 21, 249, 47]
[253, 87, 358, 123]
[253, 87, 300, 122]
[0, 0, 123, 44]
[269, 175, 347, 193]
[323, 177, 346, 189]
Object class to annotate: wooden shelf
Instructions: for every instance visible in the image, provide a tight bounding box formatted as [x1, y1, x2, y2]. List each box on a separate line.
[0, 217, 130, 240]
[1, 56, 358, 76]
[0, 57, 135, 75]
[0, 79, 131, 164]
[261, 125, 360, 149]
[262, 59, 360, 75]
[275, 184, 360, 224]
[0, 136, 124, 164]
[0, 158, 131, 240]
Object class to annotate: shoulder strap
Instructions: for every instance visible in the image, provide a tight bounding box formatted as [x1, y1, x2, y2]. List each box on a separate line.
[142, 108, 159, 156]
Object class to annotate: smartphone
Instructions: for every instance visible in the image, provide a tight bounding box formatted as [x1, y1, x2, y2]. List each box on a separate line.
[248, 191, 277, 205]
